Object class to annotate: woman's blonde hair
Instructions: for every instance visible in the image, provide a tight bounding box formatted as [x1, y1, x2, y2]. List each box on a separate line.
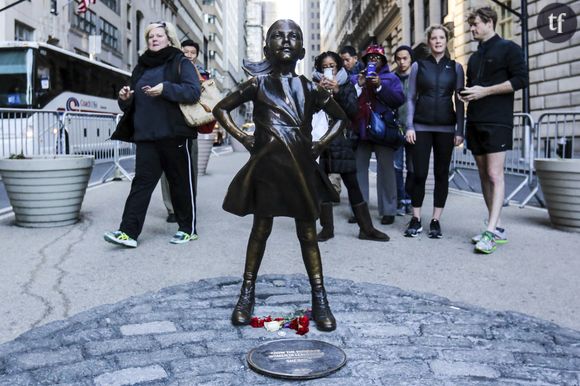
[425, 24, 450, 42]
[143, 21, 180, 51]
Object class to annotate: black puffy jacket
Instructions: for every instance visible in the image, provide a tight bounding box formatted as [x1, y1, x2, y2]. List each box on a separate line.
[111, 54, 200, 142]
[413, 56, 457, 126]
[319, 81, 359, 174]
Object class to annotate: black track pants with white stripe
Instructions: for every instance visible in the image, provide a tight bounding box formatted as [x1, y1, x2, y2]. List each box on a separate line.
[119, 137, 196, 239]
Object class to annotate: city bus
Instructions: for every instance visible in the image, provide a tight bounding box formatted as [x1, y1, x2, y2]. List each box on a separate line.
[0, 41, 131, 158]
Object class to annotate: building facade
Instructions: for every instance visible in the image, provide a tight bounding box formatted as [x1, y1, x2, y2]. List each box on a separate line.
[301, 0, 321, 74]
[0, 0, 247, 91]
[332, 0, 580, 116]
[320, 0, 336, 52]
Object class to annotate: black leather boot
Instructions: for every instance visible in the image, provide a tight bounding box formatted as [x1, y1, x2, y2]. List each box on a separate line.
[317, 202, 334, 242]
[231, 279, 255, 325]
[352, 202, 390, 241]
[310, 277, 336, 331]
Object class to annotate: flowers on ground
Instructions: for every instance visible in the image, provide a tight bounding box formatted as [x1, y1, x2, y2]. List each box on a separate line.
[250, 309, 311, 335]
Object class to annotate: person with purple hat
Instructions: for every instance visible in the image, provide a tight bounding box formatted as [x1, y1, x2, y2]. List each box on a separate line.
[350, 44, 405, 226]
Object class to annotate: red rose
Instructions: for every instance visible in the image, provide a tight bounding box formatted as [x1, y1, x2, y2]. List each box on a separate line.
[250, 316, 272, 328]
[288, 316, 310, 335]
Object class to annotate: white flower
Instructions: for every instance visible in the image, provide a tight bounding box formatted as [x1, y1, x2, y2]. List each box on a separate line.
[264, 320, 282, 332]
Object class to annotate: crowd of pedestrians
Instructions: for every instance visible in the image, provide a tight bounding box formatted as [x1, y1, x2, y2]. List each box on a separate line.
[103, 6, 527, 257]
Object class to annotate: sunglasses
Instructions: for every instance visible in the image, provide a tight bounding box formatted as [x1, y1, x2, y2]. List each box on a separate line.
[151, 21, 166, 27]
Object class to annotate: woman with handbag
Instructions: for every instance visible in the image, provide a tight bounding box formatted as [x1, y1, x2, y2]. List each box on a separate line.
[313, 51, 389, 242]
[404, 25, 465, 238]
[351, 45, 405, 226]
[104, 21, 201, 248]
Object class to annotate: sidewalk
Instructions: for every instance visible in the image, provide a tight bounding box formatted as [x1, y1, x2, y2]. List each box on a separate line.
[1, 151, 579, 384]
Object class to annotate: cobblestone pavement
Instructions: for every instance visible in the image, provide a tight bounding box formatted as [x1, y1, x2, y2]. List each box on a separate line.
[1, 275, 580, 385]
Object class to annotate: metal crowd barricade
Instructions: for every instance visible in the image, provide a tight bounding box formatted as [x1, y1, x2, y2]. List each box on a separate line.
[101, 114, 136, 182]
[1, 108, 136, 183]
[60, 111, 121, 164]
[449, 113, 535, 207]
[519, 111, 580, 207]
[0, 108, 62, 158]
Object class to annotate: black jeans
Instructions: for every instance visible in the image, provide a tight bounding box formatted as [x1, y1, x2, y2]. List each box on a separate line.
[120, 138, 195, 239]
[410, 131, 454, 208]
[340, 172, 365, 205]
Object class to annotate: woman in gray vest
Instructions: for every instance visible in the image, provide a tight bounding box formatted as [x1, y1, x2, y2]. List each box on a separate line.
[405, 25, 464, 238]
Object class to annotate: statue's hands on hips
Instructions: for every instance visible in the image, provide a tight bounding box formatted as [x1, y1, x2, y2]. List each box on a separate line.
[311, 141, 322, 158]
[241, 135, 255, 153]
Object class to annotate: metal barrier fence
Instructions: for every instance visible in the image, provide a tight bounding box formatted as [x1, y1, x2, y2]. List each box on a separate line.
[0, 108, 136, 182]
[61, 111, 132, 164]
[101, 114, 136, 182]
[518, 111, 580, 207]
[533, 112, 579, 160]
[0, 109, 62, 158]
[449, 113, 535, 207]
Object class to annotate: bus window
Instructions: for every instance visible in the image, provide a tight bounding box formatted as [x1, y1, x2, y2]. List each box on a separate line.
[0, 49, 33, 107]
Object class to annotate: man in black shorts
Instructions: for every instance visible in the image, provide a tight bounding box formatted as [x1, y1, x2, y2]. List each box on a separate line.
[461, 7, 528, 254]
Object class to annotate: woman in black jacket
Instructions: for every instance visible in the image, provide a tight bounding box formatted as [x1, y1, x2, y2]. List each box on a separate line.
[313, 51, 388, 242]
[405, 25, 464, 239]
[105, 21, 201, 248]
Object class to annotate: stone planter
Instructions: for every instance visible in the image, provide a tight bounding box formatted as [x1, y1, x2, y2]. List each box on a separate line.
[197, 133, 214, 175]
[0, 155, 94, 227]
[534, 158, 580, 232]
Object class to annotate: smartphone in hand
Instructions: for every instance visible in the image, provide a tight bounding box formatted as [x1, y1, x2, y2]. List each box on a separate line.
[366, 62, 377, 78]
[323, 67, 334, 80]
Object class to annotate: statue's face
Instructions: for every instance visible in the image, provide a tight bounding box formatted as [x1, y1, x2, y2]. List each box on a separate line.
[264, 20, 305, 64]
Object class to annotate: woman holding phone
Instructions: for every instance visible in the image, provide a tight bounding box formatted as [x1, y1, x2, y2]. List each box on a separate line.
[404, 25, 464, 238]
[104, 21, 200, 248]
[313, 51, 389, 242]
[350, 45, 405, 226]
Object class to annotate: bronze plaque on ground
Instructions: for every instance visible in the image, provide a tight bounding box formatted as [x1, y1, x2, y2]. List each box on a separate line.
[247, 339, 346, 380]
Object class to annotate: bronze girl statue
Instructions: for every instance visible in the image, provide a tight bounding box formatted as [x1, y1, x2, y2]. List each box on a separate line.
[212, 19, 348, 331]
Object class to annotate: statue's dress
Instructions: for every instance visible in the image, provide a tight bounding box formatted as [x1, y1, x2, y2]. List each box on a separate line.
[223, 74, 338, 220]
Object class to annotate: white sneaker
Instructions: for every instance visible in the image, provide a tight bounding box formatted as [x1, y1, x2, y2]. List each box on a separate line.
[474, 231, 497, 254]
[471, 227, 508, 244]
[104, 231, 137, 248]
[170, 231, 198, 244]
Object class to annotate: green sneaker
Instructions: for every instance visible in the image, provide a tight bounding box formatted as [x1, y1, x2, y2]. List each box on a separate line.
[474, 231, 497, 254]
[471, 227, 508, 244]
[170, 231, 198, 244]
[104, 231, 137, 248]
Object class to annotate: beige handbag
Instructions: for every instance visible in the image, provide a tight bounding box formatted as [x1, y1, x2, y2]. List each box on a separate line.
[179, 64, 220, 127]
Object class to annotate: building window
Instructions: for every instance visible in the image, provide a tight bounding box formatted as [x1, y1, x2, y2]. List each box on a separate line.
[205, 14, 217, 24]
[15, 21, 34, 41]
[409, 0, 415, 45]
[423, 0, 430, 30]
[440, 0, 448, 22]
[100, 18, 119, 51]
[126, 4, 131, 29]
[494, 1, 513, 39]
[73, 9, 97, 35]
[101, 0, 119, 13]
